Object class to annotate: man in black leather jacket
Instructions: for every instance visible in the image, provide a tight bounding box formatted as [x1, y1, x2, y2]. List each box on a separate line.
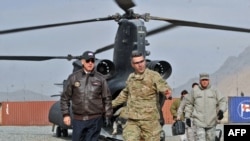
[60, 51, 113, 141]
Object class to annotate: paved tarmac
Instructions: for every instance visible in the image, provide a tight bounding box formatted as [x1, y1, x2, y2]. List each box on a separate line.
[0, 124, 224, 141]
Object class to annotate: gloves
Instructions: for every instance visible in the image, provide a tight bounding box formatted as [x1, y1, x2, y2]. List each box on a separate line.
[104, 118, 112, 127]
[217, 110, 224, 120]
[186, 118, 191, 127]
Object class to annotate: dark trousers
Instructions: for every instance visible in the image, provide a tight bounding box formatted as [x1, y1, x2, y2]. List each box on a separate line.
[72, 116, 103, 141]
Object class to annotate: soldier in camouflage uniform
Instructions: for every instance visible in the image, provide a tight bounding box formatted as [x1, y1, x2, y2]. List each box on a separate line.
[184, 73, 227, 141]
[171, 90, 188, 141]
[112, 50, 172, 141]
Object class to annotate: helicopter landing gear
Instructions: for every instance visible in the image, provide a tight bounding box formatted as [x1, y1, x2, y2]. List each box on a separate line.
[55, 126, 68, 137]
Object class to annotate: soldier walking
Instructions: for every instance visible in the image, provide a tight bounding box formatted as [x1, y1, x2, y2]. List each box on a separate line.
[112, 50, 172, 141]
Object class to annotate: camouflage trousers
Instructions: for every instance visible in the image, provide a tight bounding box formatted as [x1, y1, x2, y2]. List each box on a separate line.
[193, 125, 216, 141]
[123, 119, 161, 141]
[186, 126, 196, 141]
[186, 118, 196, 141]
[177, 126, 196, 141]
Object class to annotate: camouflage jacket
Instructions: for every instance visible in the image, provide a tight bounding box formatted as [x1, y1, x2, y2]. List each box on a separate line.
[185, 85, 227, 127]
[170, 98, 185, 121]
[112, 68, 172, 120]
[177, 97, 187, 120]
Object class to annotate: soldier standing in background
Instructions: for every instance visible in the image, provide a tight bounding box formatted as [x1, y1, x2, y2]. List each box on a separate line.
[184, 73, 227, 141]
[112, 50, 172, 141]
[176, 83, 199, 141]
[176, 89, 196, 141]
[192, 82, 199, 89]
[171, 90, 188, 141]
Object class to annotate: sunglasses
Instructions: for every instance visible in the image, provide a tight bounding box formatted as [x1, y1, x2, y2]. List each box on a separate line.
[86, 59, 95, 63]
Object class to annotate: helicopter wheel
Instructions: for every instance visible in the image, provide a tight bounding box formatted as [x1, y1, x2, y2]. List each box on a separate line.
[56, 126, 62, 137]
[62, 129, 68, 137]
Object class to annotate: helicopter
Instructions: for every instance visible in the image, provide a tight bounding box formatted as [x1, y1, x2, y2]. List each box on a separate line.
[1, 0, 250, 140]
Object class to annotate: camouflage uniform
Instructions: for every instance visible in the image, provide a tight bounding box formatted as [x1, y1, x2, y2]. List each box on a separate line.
[112, 68, 171, 141]
[185, 85, 227, 141]
[177, 96, 196, 141]
[171, 98, 184, 120]
[170, 98, 187, 141]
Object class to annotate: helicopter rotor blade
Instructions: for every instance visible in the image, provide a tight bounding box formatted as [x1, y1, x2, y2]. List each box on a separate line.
[147, 24, 177, 36]
[54, 83, 63, 86]
[50, 94, 61, 97]
[0, 54, 79, 61]
[149, 15, 250, 33]
[94, 24, 178, 54]
[114, 0, 136, 12]
[95, 44, 114, 54]
[0, 16, 115, 34]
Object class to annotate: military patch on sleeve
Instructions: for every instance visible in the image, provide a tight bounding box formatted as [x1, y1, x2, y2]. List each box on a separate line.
[74, 81, 81, 87]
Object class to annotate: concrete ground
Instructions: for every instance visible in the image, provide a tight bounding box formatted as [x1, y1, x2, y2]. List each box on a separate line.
[163, 124, 224, 141]
[0, 124, 224, 141]
[101, 124, 224, 141]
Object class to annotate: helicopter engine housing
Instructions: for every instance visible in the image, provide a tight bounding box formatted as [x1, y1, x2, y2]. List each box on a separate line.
[72, 59, 115, 80]
[146, 60, 172, 79]
[95, 59, 115, 80]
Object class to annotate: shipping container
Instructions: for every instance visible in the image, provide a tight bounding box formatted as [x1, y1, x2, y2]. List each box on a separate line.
[0, 99, 178, 125]
[1, 101, 56, 126]
[228, 96, 250, 123]
[162, 98, 176, 124]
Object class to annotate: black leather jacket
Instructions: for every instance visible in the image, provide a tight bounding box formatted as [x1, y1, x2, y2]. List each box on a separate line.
[60, 69, 112, 120]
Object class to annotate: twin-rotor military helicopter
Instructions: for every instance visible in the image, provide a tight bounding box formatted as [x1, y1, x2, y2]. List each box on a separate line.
[1, 0, 250, 140]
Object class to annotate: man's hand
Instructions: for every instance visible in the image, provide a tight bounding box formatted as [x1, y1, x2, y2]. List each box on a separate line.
[186, 118, 191, 127]
[63, 115, 71, 126]
[165, 90, 172, 100]
[217, 110, 224, 120]
[104, 117, 112, 127]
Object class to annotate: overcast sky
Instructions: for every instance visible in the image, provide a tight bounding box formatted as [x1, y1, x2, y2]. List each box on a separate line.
[1, 0, 250, 96]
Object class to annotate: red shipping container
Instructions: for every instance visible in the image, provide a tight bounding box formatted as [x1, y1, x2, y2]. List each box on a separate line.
[162, 98, 177, 124]
[1, 101, 56, 126]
